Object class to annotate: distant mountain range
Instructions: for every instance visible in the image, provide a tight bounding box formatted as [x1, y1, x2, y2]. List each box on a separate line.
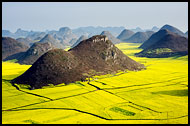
[129, 26, 160, 32]
[123, 31, 155, 43]
[2, 24, 187, 50]
[2, 26, 161, 40]
[72, 26, 125, 37]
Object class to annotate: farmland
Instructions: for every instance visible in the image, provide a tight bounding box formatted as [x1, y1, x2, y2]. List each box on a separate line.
[2, 43, 188, 124]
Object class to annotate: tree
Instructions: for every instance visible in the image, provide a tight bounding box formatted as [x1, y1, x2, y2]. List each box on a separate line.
[82, 69, 98, 82]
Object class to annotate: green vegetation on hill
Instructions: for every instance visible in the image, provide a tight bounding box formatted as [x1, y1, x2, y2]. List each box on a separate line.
[146, 48, 172, 54]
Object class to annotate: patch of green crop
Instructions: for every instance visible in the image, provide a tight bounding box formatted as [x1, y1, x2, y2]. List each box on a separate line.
[110, 107, 136, 116]
[23, 119, 40, 124]
[5, 59, 18, 63]
[146, 48, 172, 54]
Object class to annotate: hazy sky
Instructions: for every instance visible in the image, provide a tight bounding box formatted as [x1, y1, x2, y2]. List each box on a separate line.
[2, 2, 188, 33]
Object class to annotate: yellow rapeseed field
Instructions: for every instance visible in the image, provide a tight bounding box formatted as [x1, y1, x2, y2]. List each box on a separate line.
[2, 43, 188, 124]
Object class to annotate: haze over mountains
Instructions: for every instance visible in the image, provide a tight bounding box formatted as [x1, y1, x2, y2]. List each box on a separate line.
[117, 29, 135, 41]
[122, 31, 155, 43]
[3, 25, 187, 48]
[2, 24, 188, 61]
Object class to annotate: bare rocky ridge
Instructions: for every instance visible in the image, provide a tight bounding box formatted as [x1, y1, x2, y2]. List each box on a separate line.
[12, 35, 145, 89]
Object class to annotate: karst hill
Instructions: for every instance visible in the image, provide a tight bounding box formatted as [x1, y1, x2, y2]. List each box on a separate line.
[2, 37, 29, 60]
[12, 35, 145, 89]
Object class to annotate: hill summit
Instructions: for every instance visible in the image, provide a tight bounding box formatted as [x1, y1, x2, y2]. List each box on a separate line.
[117, 29, 135, 41]
[160, 24, 186, 37]
[12, 35, 144, 89]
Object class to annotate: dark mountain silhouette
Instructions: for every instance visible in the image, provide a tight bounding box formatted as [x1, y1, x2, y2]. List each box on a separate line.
[136, 33, 188, 58]
[139, 29, 174, 49]
[16, 42, 55, 65]
[124, 31, 154, 43]
[11, 35, 145, 89]
[71, 35, 88, 48]
[117, 29, 135, 41]
[160, 24, 186, 37]
[16, 37, 34, 47]
[2, 37, 29, 60]
[100, 31, 121, 44]
[39, 34, 64, 49]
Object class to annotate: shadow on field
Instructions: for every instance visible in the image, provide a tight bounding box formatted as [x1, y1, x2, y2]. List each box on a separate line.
[152, 89, 188, 97]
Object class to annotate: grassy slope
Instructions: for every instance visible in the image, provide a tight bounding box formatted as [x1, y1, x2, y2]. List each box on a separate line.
[2, 43, 188, 124]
